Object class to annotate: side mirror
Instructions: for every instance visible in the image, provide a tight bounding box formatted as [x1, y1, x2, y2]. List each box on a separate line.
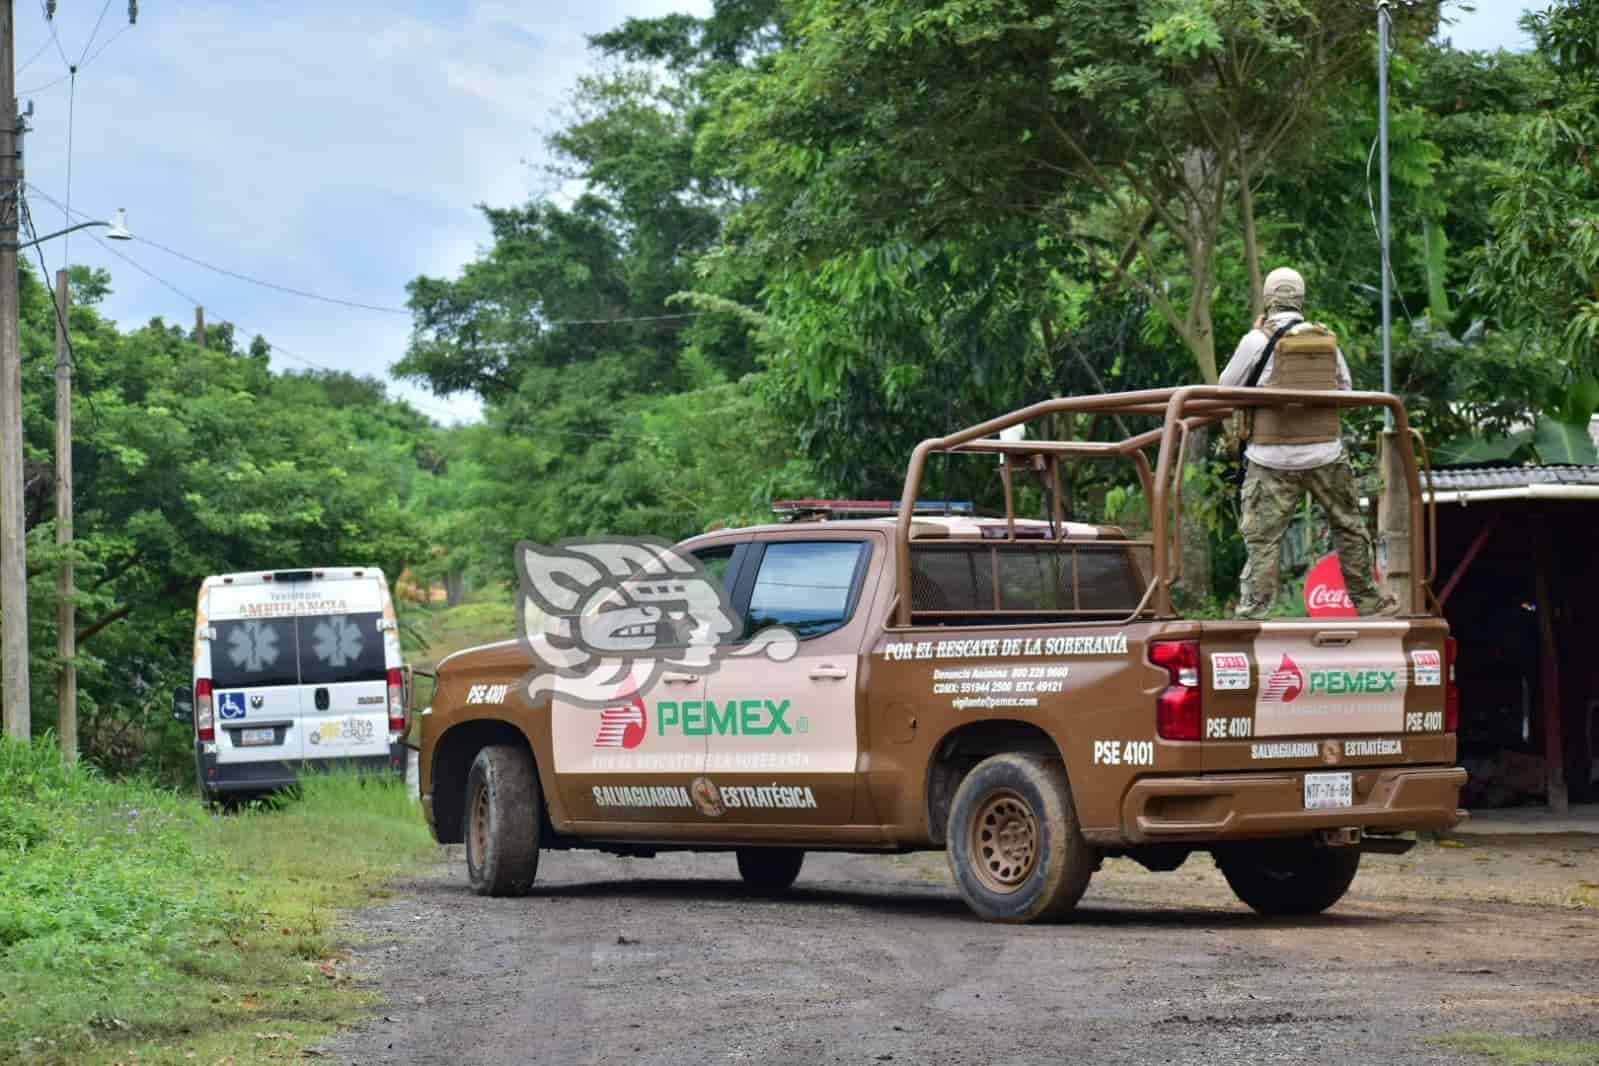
[172, 685, 194, 723]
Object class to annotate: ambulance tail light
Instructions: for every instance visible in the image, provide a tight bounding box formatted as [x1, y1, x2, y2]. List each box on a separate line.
[387, 668, 406, 733]
[1150, 639, 1202, 741]
[1444, 637, 1459, 734]
[195, 678, 215, 743]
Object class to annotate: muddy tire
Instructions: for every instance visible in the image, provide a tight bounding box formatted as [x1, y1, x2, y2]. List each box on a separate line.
[1216, 840, 1360, 916]
[736, 848, 805, 894]
[463, 745, 541, 897]
[946, 754, 1095, 923]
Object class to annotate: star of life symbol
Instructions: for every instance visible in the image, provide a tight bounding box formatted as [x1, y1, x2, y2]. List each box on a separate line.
[312, 617, 364, 668]
[516, 537, 798, 707]
[227, 621, 281, 674]
[1261, 653, 1305, 704]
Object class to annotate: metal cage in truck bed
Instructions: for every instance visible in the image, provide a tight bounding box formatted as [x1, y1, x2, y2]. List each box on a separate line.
[892, 386, 1436, 625]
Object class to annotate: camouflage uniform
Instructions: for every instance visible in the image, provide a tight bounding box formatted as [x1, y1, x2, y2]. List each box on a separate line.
[1236, 458, 1386, 619]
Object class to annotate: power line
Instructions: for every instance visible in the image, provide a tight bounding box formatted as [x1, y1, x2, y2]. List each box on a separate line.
[19, 69, 71, 95]
[78, 0, 115, 67]
[32, 186, 719, 327]
[15, 35, 55, 77]
[82, 21, 130, 68]
[38, 0, 71, 72]
[54, 216, 666, 438]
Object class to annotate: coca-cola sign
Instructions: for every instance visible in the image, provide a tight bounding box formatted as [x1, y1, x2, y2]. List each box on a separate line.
[1304, 554, 1358, 618]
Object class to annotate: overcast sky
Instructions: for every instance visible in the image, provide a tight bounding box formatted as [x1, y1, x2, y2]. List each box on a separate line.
[13, 1, 1533, 425]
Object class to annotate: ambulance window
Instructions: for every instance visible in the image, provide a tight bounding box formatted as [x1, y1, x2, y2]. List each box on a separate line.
[212, 618, 300, 690]
[295, 612, 389, 685]
[745, 541, 866, 639]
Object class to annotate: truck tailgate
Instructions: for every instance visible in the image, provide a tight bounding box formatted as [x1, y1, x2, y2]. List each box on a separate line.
[1199, 618, 1453, 773]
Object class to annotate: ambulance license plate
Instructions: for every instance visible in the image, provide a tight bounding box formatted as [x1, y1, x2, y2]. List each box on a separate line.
[239, 727, 275, 747]
[1304, 772, 1353, 810]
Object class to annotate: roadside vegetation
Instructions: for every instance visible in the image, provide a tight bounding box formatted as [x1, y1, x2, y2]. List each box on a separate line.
[0, 738, 435, 1065]
[1437, 1034, 1599, 1065]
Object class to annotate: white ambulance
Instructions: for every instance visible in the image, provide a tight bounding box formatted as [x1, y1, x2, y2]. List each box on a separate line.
[173, 568, 408, 802]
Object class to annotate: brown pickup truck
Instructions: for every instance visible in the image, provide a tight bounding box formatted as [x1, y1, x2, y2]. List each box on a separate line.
[414, 386, 1465, 923]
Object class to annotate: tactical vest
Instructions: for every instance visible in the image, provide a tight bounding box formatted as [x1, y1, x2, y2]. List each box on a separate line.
[1251, 323, 1341, 445]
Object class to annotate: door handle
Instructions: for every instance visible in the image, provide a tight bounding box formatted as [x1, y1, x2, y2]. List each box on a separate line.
[808, 665, 849, 680]
[314, 687, 330, 711]
[661, 672, 701, 685]
[1312, 630, 1359, 647]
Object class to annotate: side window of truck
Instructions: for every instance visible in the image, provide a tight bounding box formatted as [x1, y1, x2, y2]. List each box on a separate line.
[744, 541, 868, 640]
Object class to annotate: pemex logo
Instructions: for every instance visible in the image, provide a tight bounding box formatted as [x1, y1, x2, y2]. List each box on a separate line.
[594, 692, 648, 749]
[1261, 653, 1305, 704]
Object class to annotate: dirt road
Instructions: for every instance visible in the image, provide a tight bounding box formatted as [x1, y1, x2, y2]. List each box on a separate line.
[325, 836, 1599, 1065]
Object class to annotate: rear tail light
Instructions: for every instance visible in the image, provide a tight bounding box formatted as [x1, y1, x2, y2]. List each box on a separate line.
[1150, 639, 1202, 741]
[195, 678, 215, 743]
[387, 668, 406, 733]
[1444, 637, 1459, 733]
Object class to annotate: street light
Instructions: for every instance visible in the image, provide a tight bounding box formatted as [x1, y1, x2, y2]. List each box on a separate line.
[2, 209, 132, 251]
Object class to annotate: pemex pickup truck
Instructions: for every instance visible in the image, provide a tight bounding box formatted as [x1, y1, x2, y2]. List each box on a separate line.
[413, 386, 1464, 923]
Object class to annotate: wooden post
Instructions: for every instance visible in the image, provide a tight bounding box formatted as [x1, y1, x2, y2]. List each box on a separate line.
[54, 269, 75, 763]
[195, 305, 206, 349]
[1376, 430, 1413, 613]
[1531, 513, 1567, 814]
[0, 0, 31, 740]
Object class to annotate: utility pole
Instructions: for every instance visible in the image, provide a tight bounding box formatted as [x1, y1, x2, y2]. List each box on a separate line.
[195, 305, 206, 348]
[1373, 0, 1411, 613]
[0, 0, 30, 742]
[55, 269, 74, 763]
[1377, 1, 1394, 417]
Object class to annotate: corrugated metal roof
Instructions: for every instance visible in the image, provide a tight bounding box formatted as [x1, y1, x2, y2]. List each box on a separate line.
[1427, 465, 1599, 491]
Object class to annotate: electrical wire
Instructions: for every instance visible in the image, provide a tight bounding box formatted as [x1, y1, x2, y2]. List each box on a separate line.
[15, 35, 55, 78]
[82, 22, 130, 69]
[38, 0, 71, 71]
[23, 197, 102, 426]
[19, 70, 71, 95]
[78, 0, 115, 67]
[30, 186, 717, 327]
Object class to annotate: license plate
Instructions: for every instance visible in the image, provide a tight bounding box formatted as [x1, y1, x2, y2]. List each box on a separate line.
[1304, 772, 1353, 810]
[238, 727, 276, 747]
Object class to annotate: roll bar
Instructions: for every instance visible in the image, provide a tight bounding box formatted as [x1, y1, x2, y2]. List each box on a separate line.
[893, 386, 1428, 626]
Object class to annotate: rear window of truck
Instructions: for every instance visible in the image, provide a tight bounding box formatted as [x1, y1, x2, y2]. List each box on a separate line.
[910, 545, 1145, 617]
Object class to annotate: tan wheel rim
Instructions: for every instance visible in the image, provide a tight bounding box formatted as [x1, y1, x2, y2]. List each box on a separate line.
[968, 789, 1039, 894]
[469, 783, 490, 870]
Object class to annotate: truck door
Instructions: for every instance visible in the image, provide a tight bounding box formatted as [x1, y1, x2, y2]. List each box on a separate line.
[553, 543, 744, 824]
[296, 608, 392, 762]
[210, 615, 304, 766]
[700, 537, 880, 826]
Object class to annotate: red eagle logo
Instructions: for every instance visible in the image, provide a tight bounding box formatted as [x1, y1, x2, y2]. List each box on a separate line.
[1261, 653, 1305, 704]
[593, 693, 648, 749]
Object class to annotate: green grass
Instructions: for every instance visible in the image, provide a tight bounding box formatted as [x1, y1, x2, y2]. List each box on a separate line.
[403, 594, 516, 672]
[1436, 1034, 1599, 1064]
[0, 738, 436, 1065]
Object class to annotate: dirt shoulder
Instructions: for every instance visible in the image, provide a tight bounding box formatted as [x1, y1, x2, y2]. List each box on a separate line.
[322, 835, 1598, 1066]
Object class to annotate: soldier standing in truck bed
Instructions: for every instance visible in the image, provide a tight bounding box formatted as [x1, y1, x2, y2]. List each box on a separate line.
[1218, 267, 1399, 620]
